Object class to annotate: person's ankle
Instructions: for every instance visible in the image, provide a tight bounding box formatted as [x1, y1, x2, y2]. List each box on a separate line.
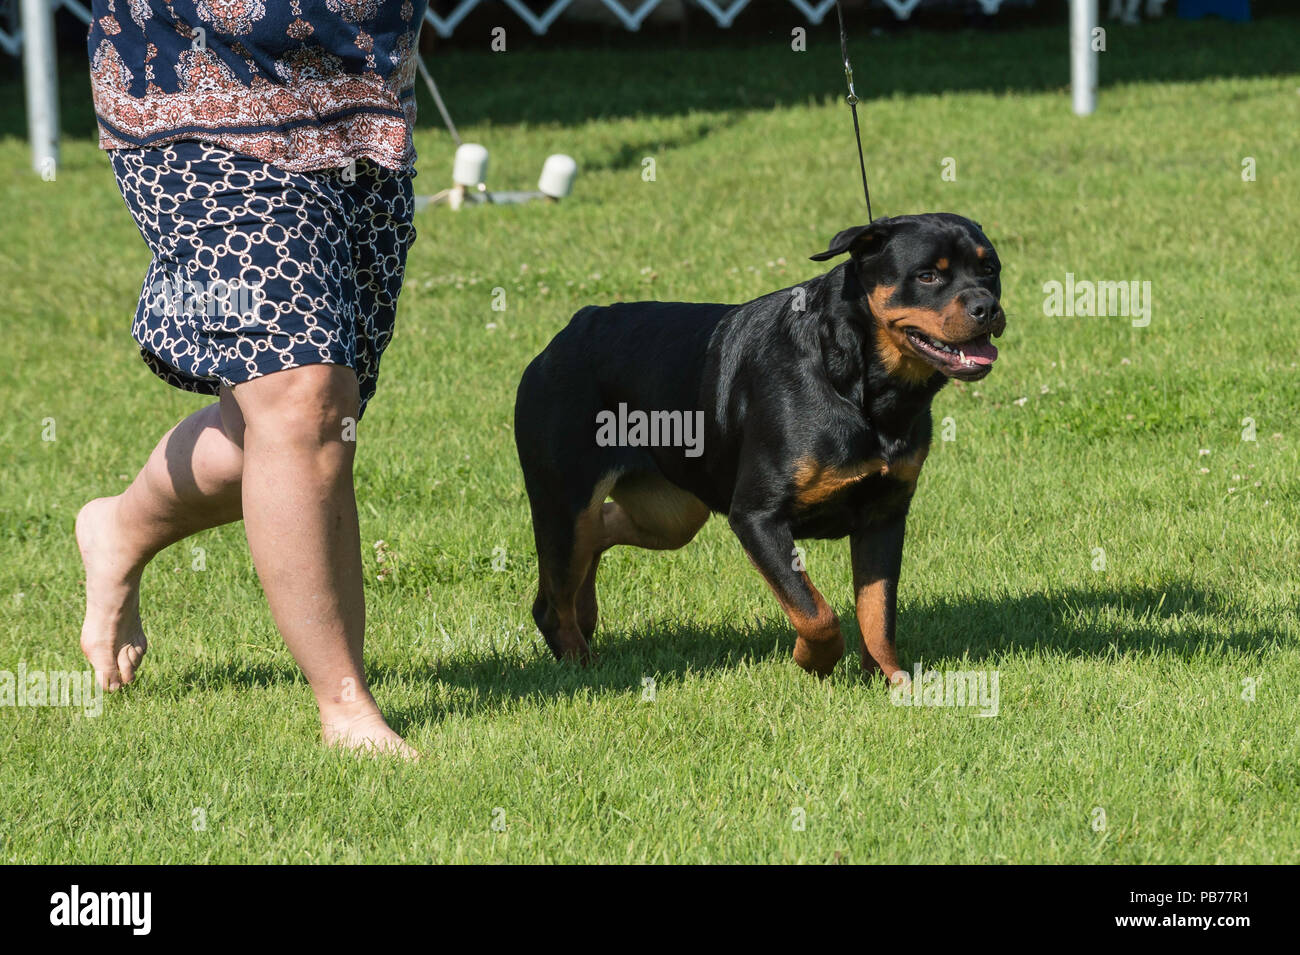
[317, 690, 383, 727]
[80, 495, 155, 579]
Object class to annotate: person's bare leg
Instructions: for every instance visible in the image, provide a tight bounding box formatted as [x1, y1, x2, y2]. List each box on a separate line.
[77, 391, 244, 691]
[232, 364, 413, 758]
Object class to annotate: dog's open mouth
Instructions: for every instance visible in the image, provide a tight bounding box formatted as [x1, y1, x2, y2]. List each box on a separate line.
[905, 329, 999, 381]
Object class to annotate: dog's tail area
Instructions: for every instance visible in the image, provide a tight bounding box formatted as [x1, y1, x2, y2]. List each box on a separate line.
[514, 324, 620, 660]
[512, 304, 604, 478]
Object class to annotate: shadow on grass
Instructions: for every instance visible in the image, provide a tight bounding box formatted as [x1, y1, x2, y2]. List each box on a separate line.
[366, 579, 1285, 731]
[162, 579, 1288, 730]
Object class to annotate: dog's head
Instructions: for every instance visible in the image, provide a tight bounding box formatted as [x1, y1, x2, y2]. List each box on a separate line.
[811, 213, 1005, 383]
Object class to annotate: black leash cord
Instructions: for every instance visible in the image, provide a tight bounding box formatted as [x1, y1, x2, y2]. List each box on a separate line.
[834, 0, 874, 221]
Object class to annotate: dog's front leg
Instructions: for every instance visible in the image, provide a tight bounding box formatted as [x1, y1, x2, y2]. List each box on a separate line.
[729, 510, 844, 676]
[851, 515, 909, 684]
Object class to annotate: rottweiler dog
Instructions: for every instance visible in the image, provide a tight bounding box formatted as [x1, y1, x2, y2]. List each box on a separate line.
[514, 213, 1004, 681]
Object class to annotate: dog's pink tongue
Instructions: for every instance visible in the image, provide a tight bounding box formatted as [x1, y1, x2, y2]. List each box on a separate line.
[961, 338, 999, 366]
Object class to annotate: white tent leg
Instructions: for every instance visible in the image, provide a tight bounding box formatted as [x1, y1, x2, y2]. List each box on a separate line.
[1070, 0, 1098, 116]
[22, 0, 60, 175]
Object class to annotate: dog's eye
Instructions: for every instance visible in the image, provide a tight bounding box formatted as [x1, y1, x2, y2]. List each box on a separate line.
[979, 263, 998, 276]
[916, 271, 940, 285]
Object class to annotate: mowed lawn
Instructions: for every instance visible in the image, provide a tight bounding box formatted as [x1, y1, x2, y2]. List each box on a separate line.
[1, 18, 1298, 864]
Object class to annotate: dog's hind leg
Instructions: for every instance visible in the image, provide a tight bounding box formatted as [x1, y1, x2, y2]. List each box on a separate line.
[526, 468, 709, 659]
[576, 473, 710, 643]
[532, 547, 595, 664]
[528, 475, 617, 664]
[575, 554, 601, 642]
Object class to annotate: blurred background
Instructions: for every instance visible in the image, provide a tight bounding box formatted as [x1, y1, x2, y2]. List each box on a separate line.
[0, 1, 1287, 168]
[3, 0, 1300, 865]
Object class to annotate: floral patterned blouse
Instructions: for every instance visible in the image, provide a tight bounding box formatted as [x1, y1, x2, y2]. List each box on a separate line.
[88, 1, 429, 172]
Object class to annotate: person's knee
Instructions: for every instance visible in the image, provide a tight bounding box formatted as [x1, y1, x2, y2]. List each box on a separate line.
[234, 364, 360, 451]
[218, 388, 246, 449]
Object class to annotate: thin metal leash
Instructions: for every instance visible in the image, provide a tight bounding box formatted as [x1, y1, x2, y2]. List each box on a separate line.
[834, 0, 874, 222]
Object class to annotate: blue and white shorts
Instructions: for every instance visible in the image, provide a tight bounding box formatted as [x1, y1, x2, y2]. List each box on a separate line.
[109, 140, 416, 417]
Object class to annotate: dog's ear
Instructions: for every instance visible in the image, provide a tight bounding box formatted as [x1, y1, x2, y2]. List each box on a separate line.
[809, 219, 892, 262]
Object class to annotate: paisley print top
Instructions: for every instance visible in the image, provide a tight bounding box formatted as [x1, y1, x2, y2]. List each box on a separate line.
[88, 0, 429, 172]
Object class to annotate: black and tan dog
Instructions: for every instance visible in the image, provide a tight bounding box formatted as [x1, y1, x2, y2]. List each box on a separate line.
[514, 213, 1004, 680]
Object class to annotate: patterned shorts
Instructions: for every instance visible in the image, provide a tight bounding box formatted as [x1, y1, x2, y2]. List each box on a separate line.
[110, 140, 416, 417]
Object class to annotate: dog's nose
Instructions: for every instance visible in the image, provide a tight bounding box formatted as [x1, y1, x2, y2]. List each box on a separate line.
[967, 300, 992, 324]
[961, 294, 1008, 340]
[964, 294, 1003, 333]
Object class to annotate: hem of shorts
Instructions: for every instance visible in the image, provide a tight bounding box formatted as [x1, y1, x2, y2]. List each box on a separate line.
[141, 343, 359, 392]
[215, 344, 360, 390]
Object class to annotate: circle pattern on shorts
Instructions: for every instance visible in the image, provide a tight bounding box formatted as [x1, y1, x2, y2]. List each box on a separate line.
[110, 140, 416, 417]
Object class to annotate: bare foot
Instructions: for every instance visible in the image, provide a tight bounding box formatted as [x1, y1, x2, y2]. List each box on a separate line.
[322, 709, 419, 760]
[76, 496, 148, 691]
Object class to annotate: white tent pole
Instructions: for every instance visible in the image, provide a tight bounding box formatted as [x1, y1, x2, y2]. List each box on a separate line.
[22, 0, 60, 175]
[1070, 0, 1098, 116]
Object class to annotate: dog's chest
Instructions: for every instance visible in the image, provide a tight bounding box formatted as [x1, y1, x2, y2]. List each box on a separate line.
[793, 447, 926, 503]
[788, 443, 928, 537]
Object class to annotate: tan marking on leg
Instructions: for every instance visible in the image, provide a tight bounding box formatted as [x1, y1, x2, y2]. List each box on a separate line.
[855, 577, 901, 677]
[784, 574, 845, 677]
[576, 552, 601, 639]
[744, 557, 844, 677]
[545, 474, 621, 664]
[557, 474, 708, 651]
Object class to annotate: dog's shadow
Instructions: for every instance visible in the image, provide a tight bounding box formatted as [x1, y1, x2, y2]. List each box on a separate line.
[169, 580, 1287, 732]
[374, 579, 1287, 731]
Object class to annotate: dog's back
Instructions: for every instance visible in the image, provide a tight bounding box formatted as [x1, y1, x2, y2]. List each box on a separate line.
[517, 301, 732, 414]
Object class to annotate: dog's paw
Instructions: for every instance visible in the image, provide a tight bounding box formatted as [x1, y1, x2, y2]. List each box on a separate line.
[793, 634, 845, 677]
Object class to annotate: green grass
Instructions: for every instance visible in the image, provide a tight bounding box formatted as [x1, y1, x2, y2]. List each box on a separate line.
[2, 17, 1299, 863]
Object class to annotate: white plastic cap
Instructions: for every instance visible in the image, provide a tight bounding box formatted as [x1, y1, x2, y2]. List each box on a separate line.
[538, 154, 578, 199]
[453, 143, 489, 187]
